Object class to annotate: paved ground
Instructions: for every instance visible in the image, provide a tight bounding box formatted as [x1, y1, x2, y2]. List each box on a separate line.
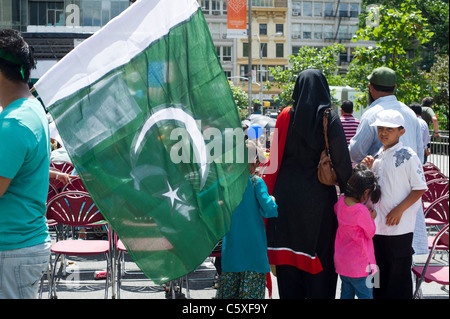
[39, 243, 448, 300]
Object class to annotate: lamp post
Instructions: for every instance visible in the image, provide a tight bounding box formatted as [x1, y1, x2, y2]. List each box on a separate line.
[247, 0, 252, 116]
[255, 32, 282, 116]
[256, 34, 264, 115]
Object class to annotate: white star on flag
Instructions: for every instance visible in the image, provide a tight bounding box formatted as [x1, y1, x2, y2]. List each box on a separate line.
[162, 181, 182, 207]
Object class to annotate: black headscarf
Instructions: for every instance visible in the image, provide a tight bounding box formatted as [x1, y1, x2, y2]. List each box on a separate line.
[290, 69, 331, 150]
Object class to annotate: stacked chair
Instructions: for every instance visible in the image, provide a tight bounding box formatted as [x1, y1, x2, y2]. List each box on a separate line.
[46, 191, 112, 299]
[413, 162, 449, 298]
[43, 162, 113, 299]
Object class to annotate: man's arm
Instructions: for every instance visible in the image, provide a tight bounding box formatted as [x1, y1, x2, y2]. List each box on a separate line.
[349, 116, 377, 163]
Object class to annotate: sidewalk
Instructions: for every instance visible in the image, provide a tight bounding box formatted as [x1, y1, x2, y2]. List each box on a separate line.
[40, 246, 448, 300]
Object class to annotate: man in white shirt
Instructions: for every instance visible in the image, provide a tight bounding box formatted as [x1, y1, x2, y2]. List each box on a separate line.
[349, 67, 428, 256]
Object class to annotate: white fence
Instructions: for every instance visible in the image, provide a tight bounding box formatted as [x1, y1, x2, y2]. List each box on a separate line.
[427, 131, 449, 177]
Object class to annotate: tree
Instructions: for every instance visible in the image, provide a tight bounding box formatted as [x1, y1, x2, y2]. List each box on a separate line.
[267, 44, 345, 106]
[228, 80, 249, 120]
[361, 0, 449, 67]
[428, 54, 449, 130]
[347, 0, 435, 109]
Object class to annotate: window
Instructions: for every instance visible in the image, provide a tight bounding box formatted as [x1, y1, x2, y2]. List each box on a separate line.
[314, 2, 322, 17]
[276, 24, 284, 35]
[324, 25, 334, 39]
[252, 0, 274, 7]
[47, 2, 64, 26]
[209, 23, 220, 38]
[201, 0, 210, 14]
[243, 42, 249, 57]
[324, 2, 333, 17]
[292, 23, 301, 38]
[314, 24, 322, 39]
[240, 65, 248, 80]
[303, 24, 311, 39]
[350, 4, 359, 18]
[339, 3, 348, 17]
[223, 46, 231, 61]
[303, 2, 312, 17]
[340, 52, 349, 63]
[350, 26, 358, 38]
[111, 1, 129, 19]
[276, 43, 284, 58]
[292, 1, 301, 15]
[82, 1, 102, 26]
[211, 0, 220, 15]
[29, 1, 64, 26]
[338, 25, 348, 40]
[292, 46, 301, 56]
[259, 24, 267, 36]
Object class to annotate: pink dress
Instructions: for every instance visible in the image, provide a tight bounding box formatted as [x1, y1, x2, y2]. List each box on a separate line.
[334, 196, 377, 278]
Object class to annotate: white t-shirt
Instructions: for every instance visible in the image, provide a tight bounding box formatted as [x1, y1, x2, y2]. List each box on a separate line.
[372, 142, 427, 236]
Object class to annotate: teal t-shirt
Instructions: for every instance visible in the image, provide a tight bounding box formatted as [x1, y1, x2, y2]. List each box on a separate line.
[0, 98, 50, 251]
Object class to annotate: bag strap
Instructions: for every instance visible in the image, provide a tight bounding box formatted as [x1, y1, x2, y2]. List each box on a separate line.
[323, 108, 331, 155]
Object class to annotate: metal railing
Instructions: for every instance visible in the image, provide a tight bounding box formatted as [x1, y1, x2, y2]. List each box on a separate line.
[427, 130, 449, 177]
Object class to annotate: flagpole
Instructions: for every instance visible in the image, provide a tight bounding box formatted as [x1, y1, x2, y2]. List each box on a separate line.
[247, 0, 252, 116]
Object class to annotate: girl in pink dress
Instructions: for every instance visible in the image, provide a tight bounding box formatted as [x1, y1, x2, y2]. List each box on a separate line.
[334, 164, 381, 299]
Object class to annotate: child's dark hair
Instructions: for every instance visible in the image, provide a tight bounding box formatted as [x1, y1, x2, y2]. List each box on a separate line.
[345, 164, 381, 203]
[0, 29, 35, 83]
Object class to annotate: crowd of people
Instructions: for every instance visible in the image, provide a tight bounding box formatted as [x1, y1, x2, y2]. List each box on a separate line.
[0, 29, 440, 300]
[221, 67, 436, 300]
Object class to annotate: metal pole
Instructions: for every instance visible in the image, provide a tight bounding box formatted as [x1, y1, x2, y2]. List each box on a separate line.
[247, 0, 252, 116]
[259, 40, 263, 115]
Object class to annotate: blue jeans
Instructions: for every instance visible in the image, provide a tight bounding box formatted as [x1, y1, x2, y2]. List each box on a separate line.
[0, 242, 51, 299]
[340, 275, 373, 299]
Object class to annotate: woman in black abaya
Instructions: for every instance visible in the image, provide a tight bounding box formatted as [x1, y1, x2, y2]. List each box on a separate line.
[265, 69, 352, 298]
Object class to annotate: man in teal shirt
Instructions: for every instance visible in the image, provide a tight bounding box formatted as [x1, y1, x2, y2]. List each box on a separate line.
[0, 29, 51, 299]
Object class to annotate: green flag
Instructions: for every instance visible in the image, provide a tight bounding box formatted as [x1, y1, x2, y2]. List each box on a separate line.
[35, 0, 248, 284]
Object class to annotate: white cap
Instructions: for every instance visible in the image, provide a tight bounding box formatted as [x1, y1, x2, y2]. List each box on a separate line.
[370, 109, 405, 128]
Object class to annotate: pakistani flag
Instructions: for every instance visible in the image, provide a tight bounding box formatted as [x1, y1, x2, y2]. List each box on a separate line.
[35, 0, 248, 284]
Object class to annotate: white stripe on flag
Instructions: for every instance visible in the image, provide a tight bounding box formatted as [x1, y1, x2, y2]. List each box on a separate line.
[35, 0, 199, 108]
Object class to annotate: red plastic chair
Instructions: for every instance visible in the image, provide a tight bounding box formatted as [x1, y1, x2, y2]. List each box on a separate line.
[423, 162, 441, 172]
[412, 224, 449, 299]
[61, 176, 87, 192]
[50, 160, 74, 174]
[47, 183, 58, 203]
[424, 170, 448, 182]
[424, 195, 449, 230]
[422, 178, 449, 211]
[46, 191, 111, 299]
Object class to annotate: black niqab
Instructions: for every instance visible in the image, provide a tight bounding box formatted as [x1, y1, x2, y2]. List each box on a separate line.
[291, 69, 331, 150]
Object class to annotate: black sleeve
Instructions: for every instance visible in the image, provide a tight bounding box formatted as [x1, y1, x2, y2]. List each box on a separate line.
[327, 110, 352, 193]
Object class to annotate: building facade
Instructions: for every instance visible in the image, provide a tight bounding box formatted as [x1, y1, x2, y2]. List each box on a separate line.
[1, 0, 368, 100]
[202, 0, 368, 104]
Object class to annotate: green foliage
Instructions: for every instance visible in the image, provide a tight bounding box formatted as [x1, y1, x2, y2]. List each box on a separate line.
[428, 54, 449, 130]
[362, 0, 449, 60]
[228, 81, 249, 120]
[267, 44, 345, 106]
[347, 0, 436, 109]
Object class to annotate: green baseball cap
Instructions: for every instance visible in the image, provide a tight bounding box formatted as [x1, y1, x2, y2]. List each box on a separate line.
[367, 67, 396, 87]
